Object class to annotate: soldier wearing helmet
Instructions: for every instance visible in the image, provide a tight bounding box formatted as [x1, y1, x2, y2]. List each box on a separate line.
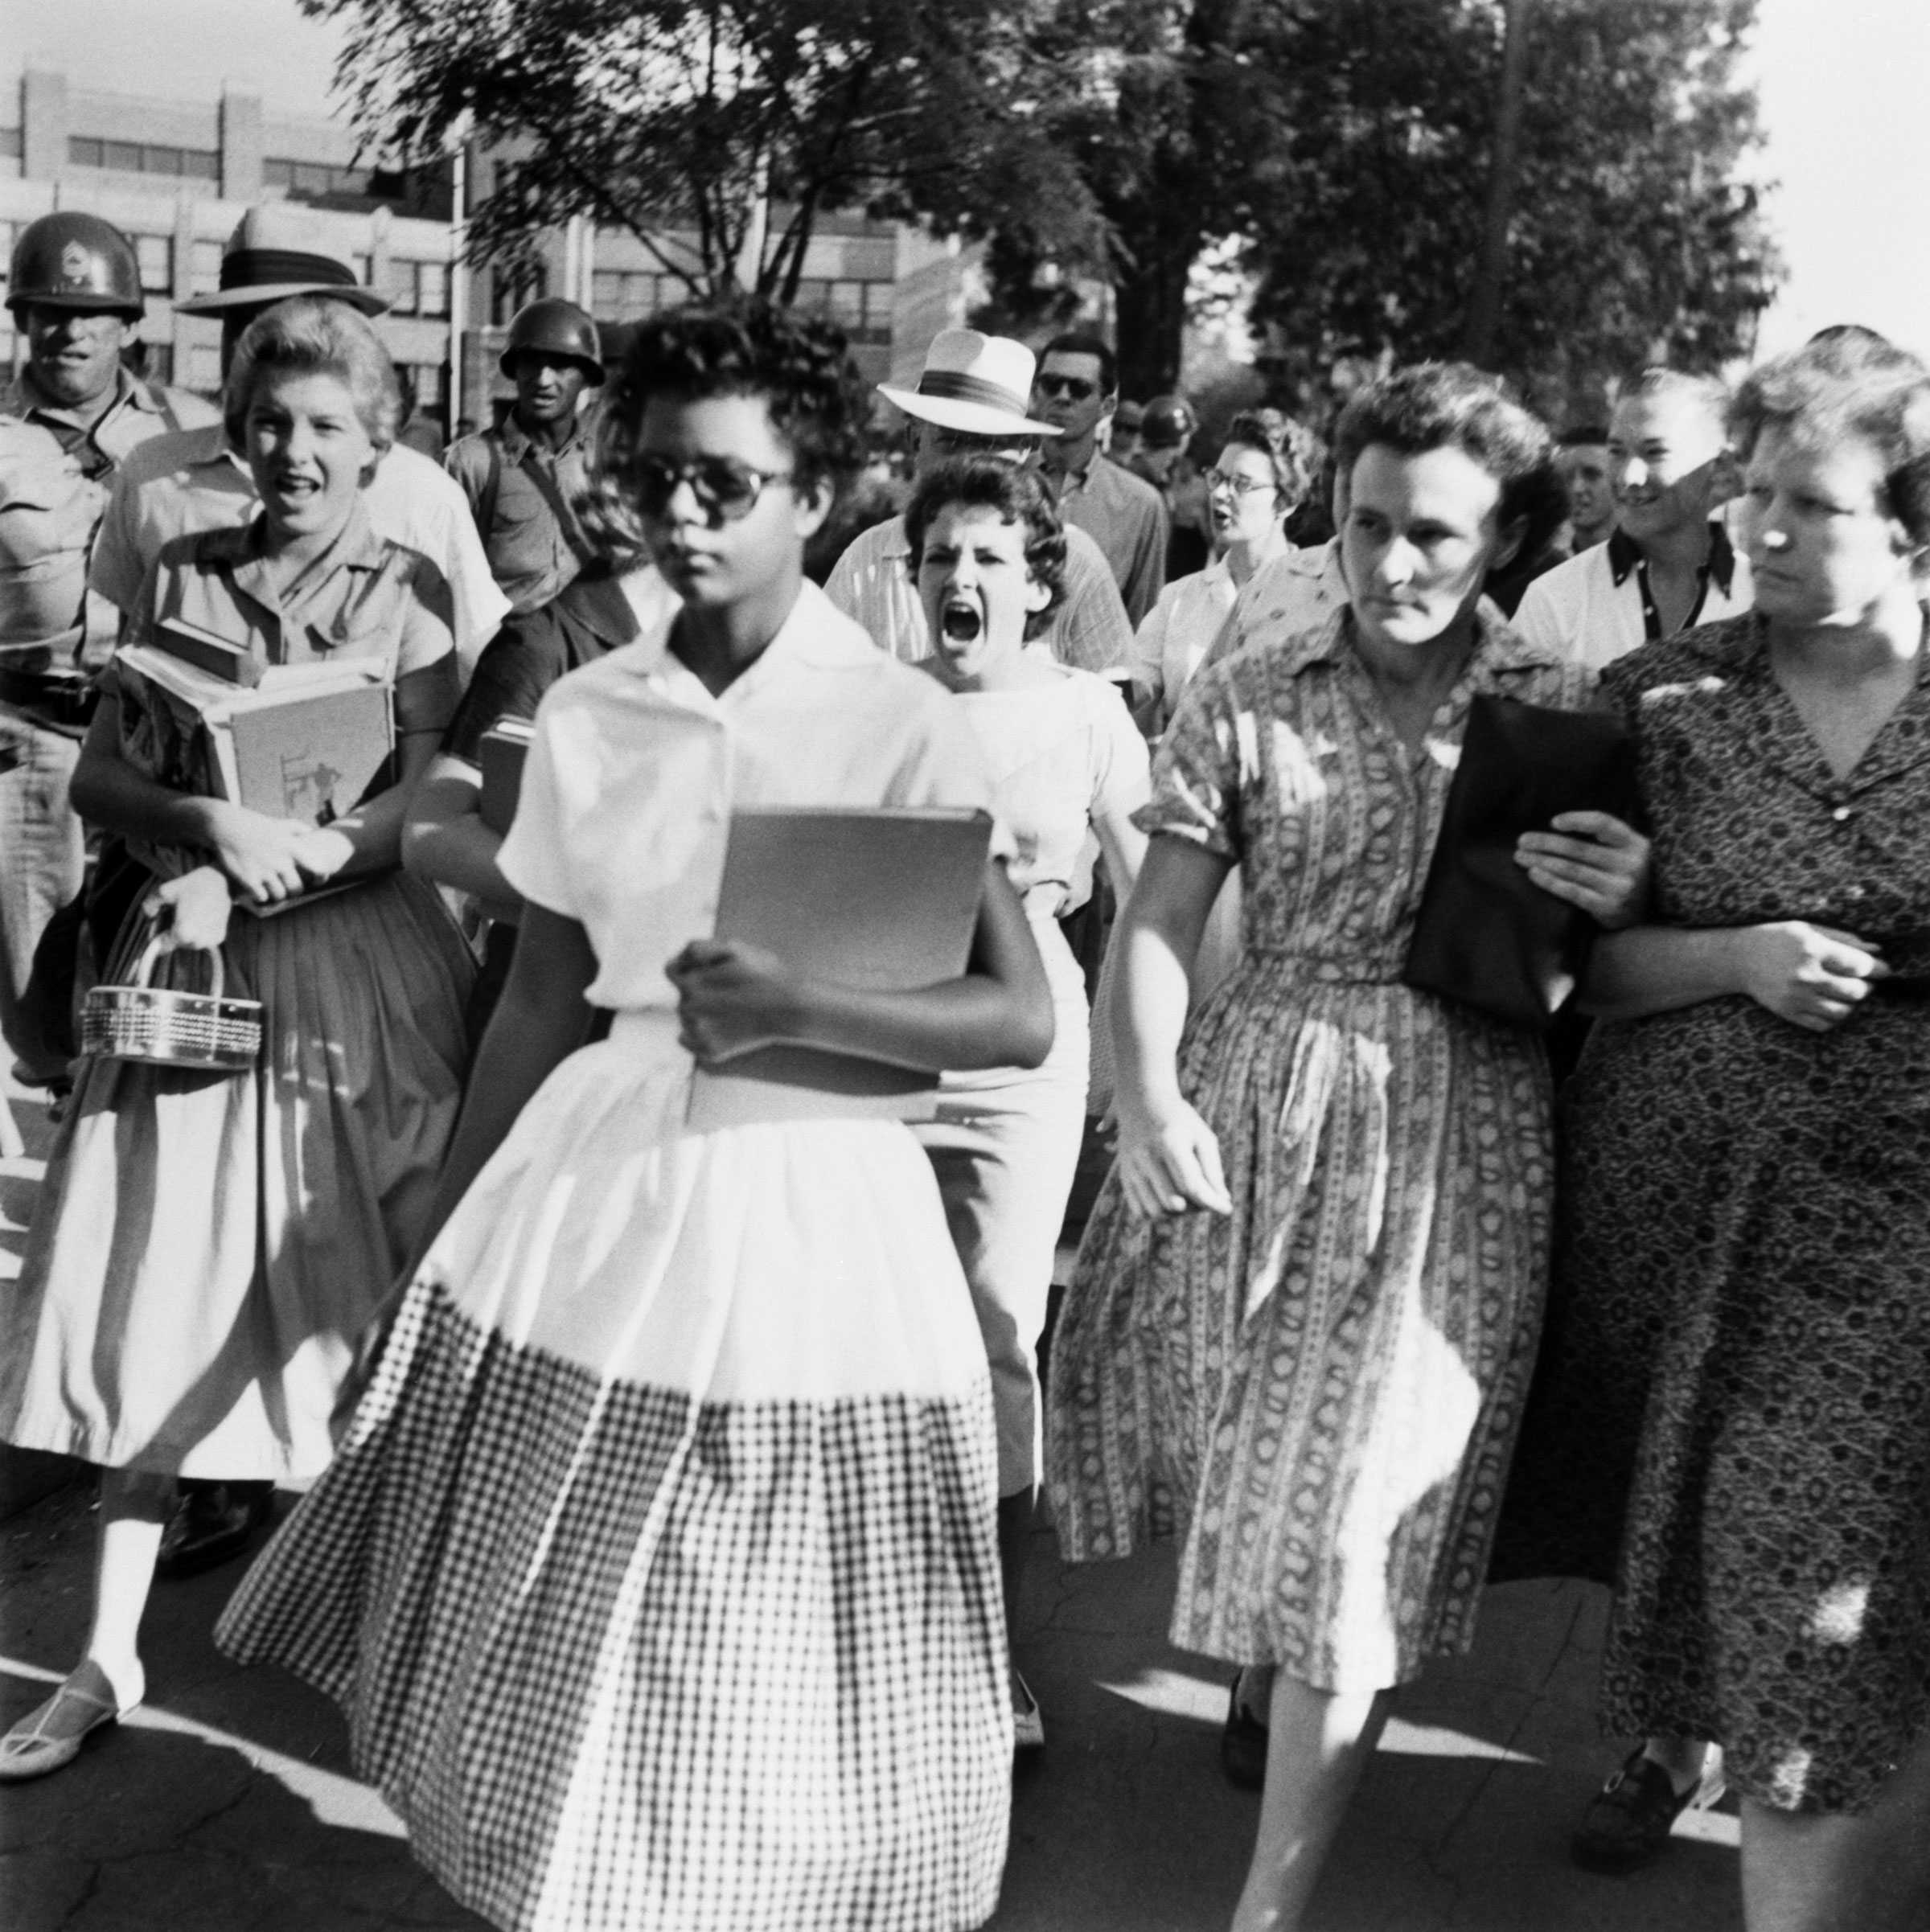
[443, 296, 605, 614]
[0, 211, 218, 1087]
[1131, 393, 1213, 579]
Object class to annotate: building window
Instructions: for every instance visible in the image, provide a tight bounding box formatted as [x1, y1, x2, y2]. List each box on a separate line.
[136, 236, 173, 296]
[491, 264, 548, 327]
[185, 343, 223, 396]
[265, 157, 372, 202]
[190, 239, 225, 296]
[68, 137, 216, 178]
[592, 269, 680, 323]
[387, 260, 452, 320]
[789, 277, 891, 347]
[0, 129, 23, 160]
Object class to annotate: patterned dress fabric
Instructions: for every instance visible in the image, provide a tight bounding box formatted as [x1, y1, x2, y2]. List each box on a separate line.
[1552, 617, 1930, 1814]
[0, 511, 473, 1483]
[219, 585, 1012, 1932]
[1045, 609, 1592, 1693]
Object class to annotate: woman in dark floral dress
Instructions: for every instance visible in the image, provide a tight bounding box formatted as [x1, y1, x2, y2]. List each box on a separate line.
[1559, 337, 1930, 1930]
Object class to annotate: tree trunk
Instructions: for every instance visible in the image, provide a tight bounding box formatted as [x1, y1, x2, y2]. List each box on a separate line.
[1112, 234, 1194, 400]
[1462, 0, 1532, 366]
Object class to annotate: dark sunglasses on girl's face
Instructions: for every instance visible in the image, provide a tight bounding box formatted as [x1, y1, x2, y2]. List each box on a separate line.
[1036, 374, 1098, 403]
[631, 455, 793, 522]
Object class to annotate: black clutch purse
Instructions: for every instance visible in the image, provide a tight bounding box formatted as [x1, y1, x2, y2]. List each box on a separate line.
[1402, 695, 1640, 1031]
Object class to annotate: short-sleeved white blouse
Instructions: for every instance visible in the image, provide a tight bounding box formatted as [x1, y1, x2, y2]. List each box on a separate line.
[498, 579, 1007, 1012]
[944, 655, 1148, 924]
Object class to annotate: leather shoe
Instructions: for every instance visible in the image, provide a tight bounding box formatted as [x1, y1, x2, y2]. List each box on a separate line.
[1221, 1675, 1269, 1791]
[154, 1482, 275, 1581]
[1571, 1746, 1726, 1874]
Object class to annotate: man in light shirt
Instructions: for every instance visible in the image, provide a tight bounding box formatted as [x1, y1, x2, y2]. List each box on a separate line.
[825, 330, 1134, 675]
[1513, 370, 1751, 671]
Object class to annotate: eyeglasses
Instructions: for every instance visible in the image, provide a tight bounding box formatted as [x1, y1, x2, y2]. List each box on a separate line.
[1204, 468, 1278, 499]
[1035, 375, 1099, 403]
[631, 455, 793, 523]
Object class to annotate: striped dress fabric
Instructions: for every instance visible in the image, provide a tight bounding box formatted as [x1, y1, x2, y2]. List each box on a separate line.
[1045, 609, 1595, 1693]
[219, 589, 1013, 1931]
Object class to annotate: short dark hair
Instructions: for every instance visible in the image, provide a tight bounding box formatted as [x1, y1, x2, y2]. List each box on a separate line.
[1222, 408, 1317, 511]
[902, 457, 1068, 642]
[1557, 424, 1611, 448]
[598, 298, 868, 508]
[1731, 342, 1930, 546]
[1333, 362, 1561, 560]
[1039, 332, 1117, 399]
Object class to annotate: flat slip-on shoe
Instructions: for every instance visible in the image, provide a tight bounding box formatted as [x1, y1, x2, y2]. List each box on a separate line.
[0, 1661, 133, 1783]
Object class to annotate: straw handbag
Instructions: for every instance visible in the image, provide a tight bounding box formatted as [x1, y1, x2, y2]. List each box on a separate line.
[81, 939, 263, 1073]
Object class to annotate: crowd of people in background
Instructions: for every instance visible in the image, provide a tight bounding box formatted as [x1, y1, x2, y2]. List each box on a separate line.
[0, 195, 1926, 1932]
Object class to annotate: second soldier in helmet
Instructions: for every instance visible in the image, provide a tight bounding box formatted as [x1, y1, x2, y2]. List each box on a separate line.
[443, 297, 605, 614]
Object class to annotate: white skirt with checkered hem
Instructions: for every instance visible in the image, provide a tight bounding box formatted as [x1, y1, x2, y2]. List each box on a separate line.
[218, 1012, 1011, 1932]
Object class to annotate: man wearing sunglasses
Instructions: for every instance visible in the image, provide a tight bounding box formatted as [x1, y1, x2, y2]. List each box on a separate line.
[825, 329, 1133, 674]
[1031, 334, 1168, 627]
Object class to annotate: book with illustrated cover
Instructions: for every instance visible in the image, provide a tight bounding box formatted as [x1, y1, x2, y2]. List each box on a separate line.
[478, 715, 536, 835]
[685, 806, 992, 1133]
[116, 644, 393, 827]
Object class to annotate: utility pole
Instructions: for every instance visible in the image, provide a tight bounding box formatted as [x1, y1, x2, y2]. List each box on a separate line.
[1463, 0, 1531, 367]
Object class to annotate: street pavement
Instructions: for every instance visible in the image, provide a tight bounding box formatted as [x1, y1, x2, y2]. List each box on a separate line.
[1, 1076, 1745, 1931]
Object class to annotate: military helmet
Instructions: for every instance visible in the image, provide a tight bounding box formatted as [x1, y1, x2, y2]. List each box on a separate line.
[499, 298, 604, 384]
[7, 211, 144, 319]
[1139, 394, 1198, 451]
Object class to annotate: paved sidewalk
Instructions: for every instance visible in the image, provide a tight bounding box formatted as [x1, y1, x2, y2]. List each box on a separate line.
[1, 1077, 1745, 1930]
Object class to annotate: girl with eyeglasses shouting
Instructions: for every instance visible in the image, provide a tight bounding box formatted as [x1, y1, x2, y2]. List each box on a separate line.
[220, 303, 1054, 1932]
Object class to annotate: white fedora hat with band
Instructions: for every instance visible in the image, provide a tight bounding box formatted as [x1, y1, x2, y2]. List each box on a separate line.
[175, 205, 389, 317]
[877, 329, 1061, 438]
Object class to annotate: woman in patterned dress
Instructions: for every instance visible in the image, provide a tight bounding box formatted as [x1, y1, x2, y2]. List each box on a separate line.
[1044, 363, 1650, 1931]
[0, 297, 474, 1781]
[905, 457, 1150, 1748]
[1557, 338, 1930, 1929]
[217, 303, 1053, 1932]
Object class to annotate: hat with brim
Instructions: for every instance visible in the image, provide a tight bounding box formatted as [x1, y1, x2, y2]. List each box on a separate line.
[175, 206, 390, 318]
[877, 329, 1060, 439]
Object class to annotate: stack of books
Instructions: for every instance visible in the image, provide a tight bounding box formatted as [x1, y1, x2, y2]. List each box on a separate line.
[116, 616, 395, 829]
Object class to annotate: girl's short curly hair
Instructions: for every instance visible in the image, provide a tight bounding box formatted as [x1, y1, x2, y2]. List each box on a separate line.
[1731, 338, 1930, 547]
[223, 295, 400, 457]
[1333, 362, 1562, 561]
[596, 299, 869, 511]
[901, 458, 1068, 643]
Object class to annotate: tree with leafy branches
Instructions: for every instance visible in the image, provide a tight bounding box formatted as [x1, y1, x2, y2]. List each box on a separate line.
[301, 0, 1103, 302]
[981, 0, 1779, 411]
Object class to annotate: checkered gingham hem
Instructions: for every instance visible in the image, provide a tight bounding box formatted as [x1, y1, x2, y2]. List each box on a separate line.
[220, 1282, 1010, 1932]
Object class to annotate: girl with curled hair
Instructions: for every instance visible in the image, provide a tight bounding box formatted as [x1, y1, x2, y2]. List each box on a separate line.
[1532, 336, 1930, 1928]
[1045, 362, 1651, 1930]
[0, 295, 474, 1782]
[218, 304, 1053, 1931]
[903, 457, 1148, 1748]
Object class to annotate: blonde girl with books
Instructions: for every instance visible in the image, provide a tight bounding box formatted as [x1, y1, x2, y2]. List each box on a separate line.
[0, 296, 473, 1782]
